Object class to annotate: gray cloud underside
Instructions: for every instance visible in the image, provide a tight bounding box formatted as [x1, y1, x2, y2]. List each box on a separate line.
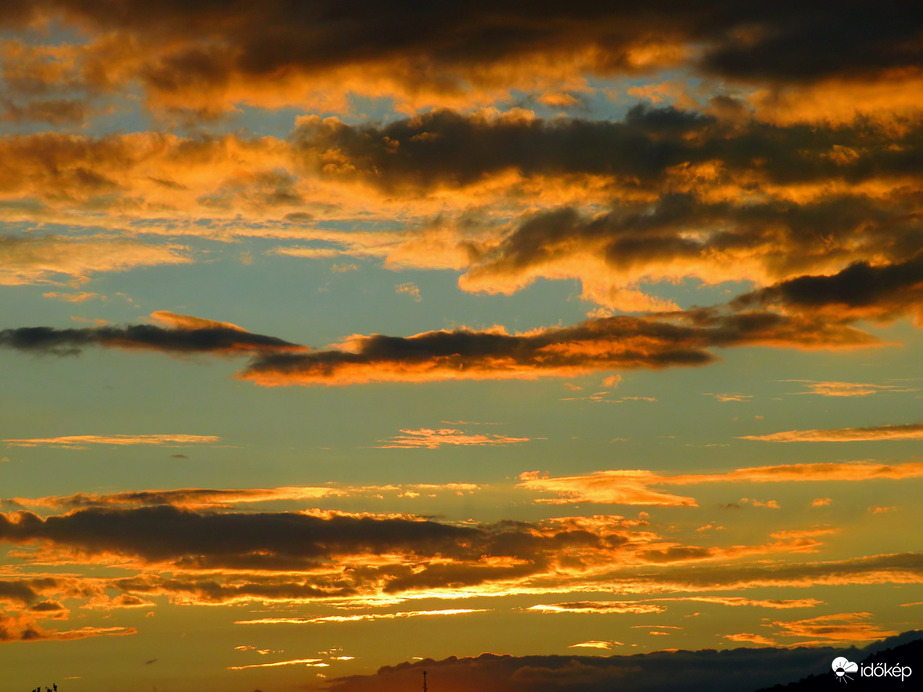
[0, 324, 300, 356]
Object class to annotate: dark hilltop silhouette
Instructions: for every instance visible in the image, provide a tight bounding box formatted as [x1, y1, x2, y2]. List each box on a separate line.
[321, 631, 923, 692]
[755, 631, 923, 691]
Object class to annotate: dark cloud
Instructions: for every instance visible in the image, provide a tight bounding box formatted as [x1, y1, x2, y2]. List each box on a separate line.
[0, 302, 879, 386]
[466, 193, 919, 279]
[699, 4, 923, 83]
[28, 599, 65, 612]
[0, 507, 638, 598]
[295, 106, 923, 191]
[614, 552, 923, 592]
[109, 573, 357, 604]
[0, 98, 91, 125]
[1, 507, 920, 608]
[292, 109, 923, 314]
[0, 506, 478, 568]
[734, 252, 923, 322]
[240, 310, 875, 385]
[0, 610, 135, 642]
[0, 580, 38, 605]
[2, 2, 919, 107]
[0, 322, 303, 357]
[294, 107, 715, 192]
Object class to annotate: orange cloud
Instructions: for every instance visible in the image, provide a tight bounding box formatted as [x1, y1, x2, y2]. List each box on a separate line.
[785, 380, 916, 397]
[748, 71, 923, 126]
[227, 657, 327, 671]
[377, 428, 531, 449]
[668, 461, 923, 484]
[518, 471, 698, 507]
[526, 601, 665, 615]
[518, 461, 923, 506]
[3, 434, 219, 449]
[741, 423, 923, 442]
[235, 609, 487, 625]
[149, 311, 248, 332]
[239, 309, 878, 387]
[395, 282, 422, 302]
[723, 632, 777, 646]
[0, 609, 135, 642]
[568, 640, 622, 649]
[0, 234, 190, 286]
[654, 597, 822, 609]
[770, 612, 898, 643]
[709, 393, 753, 402]
[2, 2, 918, 127]
[870, 506, 899, 514]
[42, 291, 100, 303]
[13, 483, 481, 511]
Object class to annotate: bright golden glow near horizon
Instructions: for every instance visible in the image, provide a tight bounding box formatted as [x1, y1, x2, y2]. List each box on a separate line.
[1, 2, 922, 691]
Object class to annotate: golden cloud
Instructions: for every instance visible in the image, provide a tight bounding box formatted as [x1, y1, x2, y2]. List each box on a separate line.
[741, 423, 923, 442]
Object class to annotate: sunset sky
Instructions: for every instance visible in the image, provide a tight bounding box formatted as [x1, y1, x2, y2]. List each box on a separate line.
[1, 2, 923, 691]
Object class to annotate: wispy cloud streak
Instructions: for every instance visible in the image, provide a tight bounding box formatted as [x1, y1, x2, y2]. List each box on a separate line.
[741, 423, 923, 442]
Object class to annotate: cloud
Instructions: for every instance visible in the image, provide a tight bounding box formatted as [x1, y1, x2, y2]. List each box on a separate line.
[526, 601, 665, 615]
[235, 608, 488, 625]
[2, 104, 920, 317]
[0, 506, 482, 572]
[568, 640, 621, 649]
[293, 107, 716, 194]
[0, 580, 39, 605]
[709, 393, 752, 402]
[0, 504, 825, 607]
[239, 310, 876, 386]
[741, 422, 923, 442]
[4, 434, 219, 449]
[0, 234, 190, 286]
[288, 108, 923, 310]
[518, 460, 923, 505]
[28, 599, 68, 618]
[653, 597, 822, 609]
[519, 471, 698, 507]
[1, 2, 919, 122]
[602, 552, 923, 593]
[0, 312, 305, 357]
[377, 428, 531, 449]
[11, 483, 481, 511]
[6, 303, 864, 389]
[42, 291, 100, 303]
[770, 612, 898, 643]
[734, 253, 923, 325]
[870, 506, 899, 514]
[395, 282, 422, 302]
[601, 375, 622, 388]
[227, 657, 327, 671]
[1, 509, 921, 619]
[89, 593, 156, 610]
[723, 633, 777, 646]
[0, 105, 922, 333]
[784, 380, 916, 397]
[0, 609, 135, 642]
[741, 498, 780, 509]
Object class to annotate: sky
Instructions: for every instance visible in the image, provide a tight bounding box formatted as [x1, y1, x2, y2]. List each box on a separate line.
[1, 2, 923, 690]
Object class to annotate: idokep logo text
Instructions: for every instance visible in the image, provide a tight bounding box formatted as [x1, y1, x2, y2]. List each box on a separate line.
[832, 656, 913, 683]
